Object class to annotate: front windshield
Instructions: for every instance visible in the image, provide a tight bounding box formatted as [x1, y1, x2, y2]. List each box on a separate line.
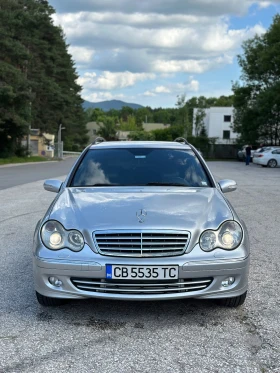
[71, 148, 212, 188]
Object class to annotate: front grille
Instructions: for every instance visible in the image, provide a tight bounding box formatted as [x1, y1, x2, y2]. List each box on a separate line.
[93, 230, 190, 257]
[71, 278, 213, 295]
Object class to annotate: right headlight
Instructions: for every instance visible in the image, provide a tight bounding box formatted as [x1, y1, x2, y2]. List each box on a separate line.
[41, 220, 84, 252]
[199, 221, 243, 252]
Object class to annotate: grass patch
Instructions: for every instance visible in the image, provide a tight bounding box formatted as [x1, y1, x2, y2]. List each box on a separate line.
[0, 156, 53, 165]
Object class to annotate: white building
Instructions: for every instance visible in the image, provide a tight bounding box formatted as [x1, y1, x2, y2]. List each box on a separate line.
[193, 107, 238, 144]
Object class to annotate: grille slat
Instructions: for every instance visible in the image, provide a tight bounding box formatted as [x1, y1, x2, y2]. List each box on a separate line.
[71, 278, 213, 294]
[93, 230, 190, 257]
[73, 279, 212, 286]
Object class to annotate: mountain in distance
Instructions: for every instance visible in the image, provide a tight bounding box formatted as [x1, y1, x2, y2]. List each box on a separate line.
[83, 99, 144, 111]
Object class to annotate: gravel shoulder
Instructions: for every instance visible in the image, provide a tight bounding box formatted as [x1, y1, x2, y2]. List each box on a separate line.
[0, 161, 279, 373]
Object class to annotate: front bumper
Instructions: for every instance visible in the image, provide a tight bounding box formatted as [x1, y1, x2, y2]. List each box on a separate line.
[33, 244, 249, 301]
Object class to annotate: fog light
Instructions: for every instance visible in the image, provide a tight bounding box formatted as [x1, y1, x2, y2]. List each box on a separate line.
[49, 276, 62, 287]
[221, 277, 235, 287]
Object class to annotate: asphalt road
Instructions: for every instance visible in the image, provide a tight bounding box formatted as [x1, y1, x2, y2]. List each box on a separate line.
[0, 157, 77, 190]
[0, 161, 279, 373]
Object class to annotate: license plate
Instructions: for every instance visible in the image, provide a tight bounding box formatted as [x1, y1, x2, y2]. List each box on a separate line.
[106, 265, 178, 280]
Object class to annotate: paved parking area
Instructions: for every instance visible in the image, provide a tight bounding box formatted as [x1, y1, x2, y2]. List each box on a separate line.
[0, 161, 279, 373]
[0, 157, 77, 190]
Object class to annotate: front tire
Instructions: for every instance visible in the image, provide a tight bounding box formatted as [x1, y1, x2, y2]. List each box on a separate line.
[268, 159, 277, 168]
[36, 291, 67, 306]
[216, 291, 247, 308]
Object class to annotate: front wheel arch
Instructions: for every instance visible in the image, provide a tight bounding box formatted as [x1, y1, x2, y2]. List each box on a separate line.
[267, 159, 277, 168]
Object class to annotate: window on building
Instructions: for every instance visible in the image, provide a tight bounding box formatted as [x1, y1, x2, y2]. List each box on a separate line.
[223, 130, 230, 139]
[93, 129, 97, 134]
[224, 115, 231, 122]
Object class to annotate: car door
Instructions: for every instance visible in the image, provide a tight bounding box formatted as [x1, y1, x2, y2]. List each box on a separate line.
[274, 149, 280, 166]
[270, 149, 280, 166]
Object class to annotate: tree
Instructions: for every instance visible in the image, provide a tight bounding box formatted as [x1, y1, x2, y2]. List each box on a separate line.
[0, 0, 88, 156]
[175, 94, 191, 138]
[194, 108, 206, 137]
[97, 116, 117, 140]
[120, 106, 134, 122]
[233, 15, 280, 145]
[135, 107, 151, 127]
[128, 131, 154, 141]
[200, 125, 207, 137]
[86, 108, 104, 122]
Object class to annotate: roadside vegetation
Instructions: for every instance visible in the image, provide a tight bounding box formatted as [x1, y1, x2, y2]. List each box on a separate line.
[0, 0, 88, 159]
[0, 156, 52, 165]
[233, 15, 280, 146]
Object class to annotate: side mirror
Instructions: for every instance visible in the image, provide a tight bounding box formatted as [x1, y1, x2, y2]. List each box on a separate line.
[218, 179, 237, 193]
[44, 179, 63, 193]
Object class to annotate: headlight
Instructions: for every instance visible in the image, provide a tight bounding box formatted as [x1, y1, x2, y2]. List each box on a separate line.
[200, 221, 242, 252]
[41, 220, 84, 252]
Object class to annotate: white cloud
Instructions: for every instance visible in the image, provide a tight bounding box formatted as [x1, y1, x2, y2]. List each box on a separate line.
[78, 71, 156, 90]
[258, 1, 272, 8]
[53, 10, 266, 76]
[201, 23, 266, 52]
[153, 55, 234, 73]
[50, 0, 255, 17]
[144, 91, 156, 96]
[154, 86, 171, 93]
[142, 79, 200, 97]
[68, 46, 94, 64]
[48, 0, 278, 106]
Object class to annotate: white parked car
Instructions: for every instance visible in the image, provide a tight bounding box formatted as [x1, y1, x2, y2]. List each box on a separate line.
[253, 148, 280, 167]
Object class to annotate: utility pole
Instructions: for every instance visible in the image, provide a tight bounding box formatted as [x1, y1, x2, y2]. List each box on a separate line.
[57, 123, 65, 158]
[27, 125, 31, 155]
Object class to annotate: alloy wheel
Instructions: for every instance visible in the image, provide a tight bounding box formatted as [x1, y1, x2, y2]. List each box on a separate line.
[268, 159, 277, 168]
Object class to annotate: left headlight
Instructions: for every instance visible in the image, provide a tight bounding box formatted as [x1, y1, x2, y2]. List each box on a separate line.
[41, 220, 84, 252]
[200, 221, 243, 252]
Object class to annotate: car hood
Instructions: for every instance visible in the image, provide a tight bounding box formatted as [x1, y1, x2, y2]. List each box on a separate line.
[49, 187, 233, 245]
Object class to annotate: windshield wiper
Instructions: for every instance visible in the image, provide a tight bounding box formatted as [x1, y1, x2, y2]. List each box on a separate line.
[146, 182, 189, 187]
[87, 183, 121, 187]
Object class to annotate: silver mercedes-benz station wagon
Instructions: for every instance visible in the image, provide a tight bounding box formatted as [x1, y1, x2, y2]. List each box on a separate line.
[33, 138, 249, 307]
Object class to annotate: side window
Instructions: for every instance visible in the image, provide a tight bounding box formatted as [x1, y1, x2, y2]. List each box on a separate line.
[272, 150, 278, 154]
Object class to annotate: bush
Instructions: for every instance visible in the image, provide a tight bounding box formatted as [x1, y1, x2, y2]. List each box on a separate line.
[128, 131, 155, 141]
[152, 125, 184, 141]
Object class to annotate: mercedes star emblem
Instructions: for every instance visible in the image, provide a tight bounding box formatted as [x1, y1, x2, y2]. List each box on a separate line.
[136, 209, 147, 223]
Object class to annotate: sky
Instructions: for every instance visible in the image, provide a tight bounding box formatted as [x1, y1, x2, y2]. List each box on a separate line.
[48, 0, 280, 108]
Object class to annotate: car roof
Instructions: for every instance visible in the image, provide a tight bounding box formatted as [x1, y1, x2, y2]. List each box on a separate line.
[89, 141, 192, 150]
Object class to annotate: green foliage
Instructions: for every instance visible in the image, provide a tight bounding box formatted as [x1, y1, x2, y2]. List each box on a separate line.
[119, 115, 138, 130]
[194, 108, 206, 136]
[175, 94, 191, 137]
[233, 15, 280, 145]
[135, 107, 150, 127]
[96, 117, 117, 140]
[152, 125, 184, 141]
[0, 0, 88, 156]
[85, 94, 233, 141]
[0, 156, 51, 165]
[128, 131, 155, 141]
[200, 125, 208, 138]
[86, 108, 105, 122]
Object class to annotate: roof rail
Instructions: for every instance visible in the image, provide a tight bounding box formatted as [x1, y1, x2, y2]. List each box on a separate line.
[174, 137, 189, 145]
[92, 137, 106, 145]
